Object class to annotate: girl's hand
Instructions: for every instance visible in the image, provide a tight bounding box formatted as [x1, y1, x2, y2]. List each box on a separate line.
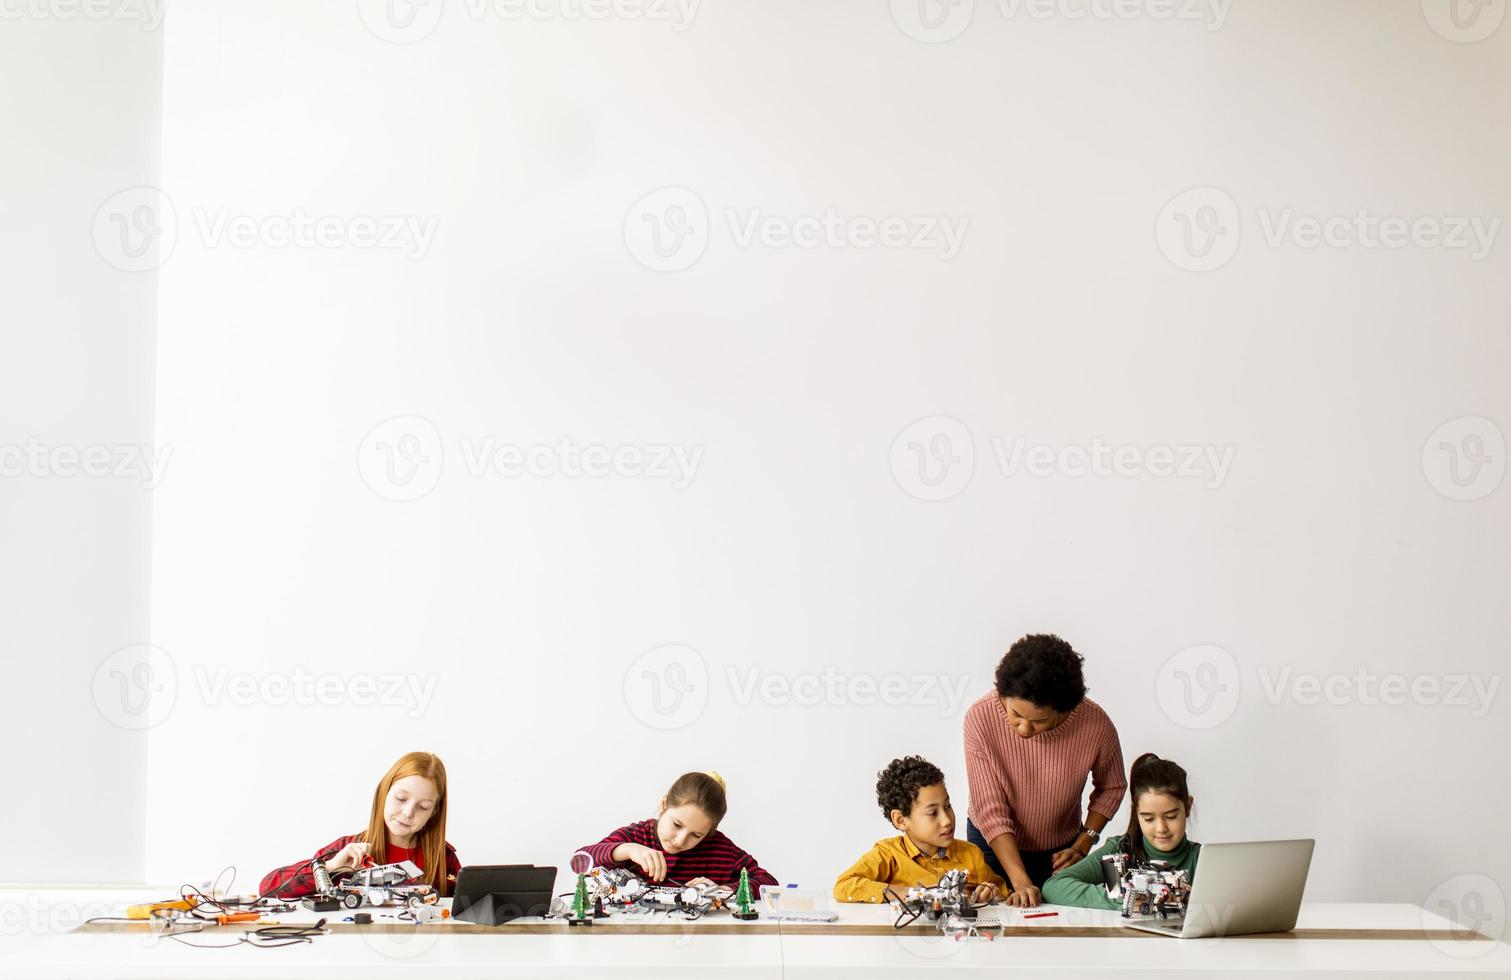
[1006, 883, 1042, 908]
[328, 842, 370, 873]
[620, 843, 668, 882]
[971, 882, 998, 905]
[684, 877, 718, 890]
[1051, 847, 1083, 872]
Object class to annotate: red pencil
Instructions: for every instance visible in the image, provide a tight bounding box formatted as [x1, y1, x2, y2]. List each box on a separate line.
[1023, 911, 1059, 919]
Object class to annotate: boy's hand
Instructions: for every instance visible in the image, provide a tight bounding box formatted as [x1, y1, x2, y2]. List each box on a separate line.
[616, 843, 668, 882]
[971, 882, 998, 904]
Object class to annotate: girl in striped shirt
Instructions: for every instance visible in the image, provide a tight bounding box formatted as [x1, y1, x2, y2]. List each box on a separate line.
[578, 771, 777, 896]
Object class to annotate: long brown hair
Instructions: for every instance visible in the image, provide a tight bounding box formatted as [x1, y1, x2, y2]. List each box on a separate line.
[664, 771, 728, 827]
[361, 751, 450, 895]
[1121, 752, 1192, 859]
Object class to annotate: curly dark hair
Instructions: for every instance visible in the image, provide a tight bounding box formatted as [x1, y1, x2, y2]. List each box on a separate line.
[994, 633, 1087, 712]
[875, 756, 946, 821]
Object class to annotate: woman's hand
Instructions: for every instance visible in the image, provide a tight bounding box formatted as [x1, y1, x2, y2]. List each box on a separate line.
[1051, 846, 1084, 872]
[327, 841, 370, 873]
[614, 843, 668, 882]
[1005, 882, 1042, 907]
[971, 882, 998, 905]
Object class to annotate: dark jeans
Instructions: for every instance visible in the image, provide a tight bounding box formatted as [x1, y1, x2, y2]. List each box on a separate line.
[966, 817, 1070, 888]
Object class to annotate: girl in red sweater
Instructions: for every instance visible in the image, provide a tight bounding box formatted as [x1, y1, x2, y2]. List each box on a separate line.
[259, 751, 460, 900]
[578, 771, 777, 896]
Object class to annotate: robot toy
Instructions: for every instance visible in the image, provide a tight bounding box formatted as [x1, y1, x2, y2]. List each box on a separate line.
[1099, 852, 1191, 920]
[887, 869, 994, 941]
[311, 857, 440, 912]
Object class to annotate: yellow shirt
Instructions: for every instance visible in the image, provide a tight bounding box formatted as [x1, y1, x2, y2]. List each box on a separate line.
[833, 835, 1008, 903]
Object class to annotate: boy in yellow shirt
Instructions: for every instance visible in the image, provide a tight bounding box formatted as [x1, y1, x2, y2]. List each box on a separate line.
[834, 755, 1006, 904]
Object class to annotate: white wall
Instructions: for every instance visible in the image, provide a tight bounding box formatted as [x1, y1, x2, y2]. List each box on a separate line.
[135, 0, 1509, 910]
[0, 14, 162, 882]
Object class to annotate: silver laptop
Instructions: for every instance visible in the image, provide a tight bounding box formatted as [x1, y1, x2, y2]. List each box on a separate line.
[1124, 839, 1314, 939]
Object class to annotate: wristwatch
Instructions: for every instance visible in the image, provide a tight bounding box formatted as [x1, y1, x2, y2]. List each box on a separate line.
[1078, 825, 1101, 846]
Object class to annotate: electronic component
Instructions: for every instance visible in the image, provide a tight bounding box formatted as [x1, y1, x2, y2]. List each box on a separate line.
[888, 869, 994, 941]
[1100, 852, 1191, 920]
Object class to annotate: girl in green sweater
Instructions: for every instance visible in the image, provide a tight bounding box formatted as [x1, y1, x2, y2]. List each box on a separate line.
[1041, 752, 1200, 910]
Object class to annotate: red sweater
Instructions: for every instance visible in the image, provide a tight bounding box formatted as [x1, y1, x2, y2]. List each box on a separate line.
[580, 819, 778, 896]
[258, 834, 461, 899]
[964, 693, 1127, 852]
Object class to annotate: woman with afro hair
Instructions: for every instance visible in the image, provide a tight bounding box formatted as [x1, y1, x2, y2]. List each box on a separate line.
[962, 634, 1127, 907]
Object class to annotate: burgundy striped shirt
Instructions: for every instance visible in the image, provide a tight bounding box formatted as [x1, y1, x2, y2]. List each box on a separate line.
[963, 693, 1127, 852]
[580, 819, 777, 897]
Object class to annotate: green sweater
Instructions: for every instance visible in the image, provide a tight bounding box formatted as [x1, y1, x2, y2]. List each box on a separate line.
[1041, 835, 1201, 910]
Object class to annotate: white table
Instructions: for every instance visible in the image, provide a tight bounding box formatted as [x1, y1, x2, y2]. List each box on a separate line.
[3, 887, 1508, 978]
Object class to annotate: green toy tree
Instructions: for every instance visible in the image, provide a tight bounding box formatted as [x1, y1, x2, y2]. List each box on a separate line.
[572, 872, 590, 921]
[732, 868, 759, 920]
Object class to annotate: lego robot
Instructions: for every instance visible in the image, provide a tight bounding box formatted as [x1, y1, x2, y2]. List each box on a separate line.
[310, 857, 440, 912]
[887, 869, 994, 941]
[1099, 852, 1191, 920]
